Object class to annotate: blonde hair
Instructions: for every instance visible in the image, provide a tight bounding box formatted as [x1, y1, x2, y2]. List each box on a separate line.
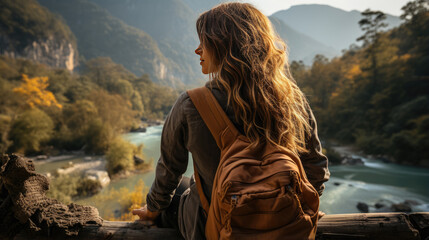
[196, 2, 311, 155]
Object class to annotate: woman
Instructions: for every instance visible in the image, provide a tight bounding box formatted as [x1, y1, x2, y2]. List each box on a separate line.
[133, 2, 329, 239]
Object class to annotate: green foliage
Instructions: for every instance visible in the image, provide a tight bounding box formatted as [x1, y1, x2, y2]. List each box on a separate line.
[0, 53, 176, 155]
[0, 115, 12, 153]
[53, 100, 99, 150]
[9, 108, 54, 154]
[105, 137, 135, 175]
[37, 0, 181, 86]
[134, 74, 178, 119]
[355, 130, 389, 155]
[0, 0, 76, 51]
[294, 0, 429, 164]
[64, 100, 99, 135]
[76, 178, 102, 197]
[84, 118, 114, 154]
[400, 0, 429, 23]
[82, 57, 136, 88]
[47, 174, 102, 203]
[88, 0, 204, 86]
[86, 89, 137, 132]
[75, 179, 147, 220]
[46, 174, 79, 204]
[0, 77, 20, 116]
[1, 0, 179, 156]
[357, 10, 388, 47]
[82, 57, 177, 118]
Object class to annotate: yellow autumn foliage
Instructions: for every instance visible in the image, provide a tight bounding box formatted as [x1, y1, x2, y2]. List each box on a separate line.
[13, 74, 62, 108]
[345, 64, 362, 80]
[78, 179, 147, 221]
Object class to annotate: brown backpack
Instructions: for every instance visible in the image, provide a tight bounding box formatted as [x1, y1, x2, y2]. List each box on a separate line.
[188, 87, 319, 240]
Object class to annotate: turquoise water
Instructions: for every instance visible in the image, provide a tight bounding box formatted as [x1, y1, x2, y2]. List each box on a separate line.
[124, 126, 429, 214]
[38, 125, 429, 215]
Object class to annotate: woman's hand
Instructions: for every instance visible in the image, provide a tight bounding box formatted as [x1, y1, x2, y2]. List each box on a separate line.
[132, 205, 160, 221]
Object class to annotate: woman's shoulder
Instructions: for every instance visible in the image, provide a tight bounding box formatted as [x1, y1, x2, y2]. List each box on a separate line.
[173, 90, 197, 115]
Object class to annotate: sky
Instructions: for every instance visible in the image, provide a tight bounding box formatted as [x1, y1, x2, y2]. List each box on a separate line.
[245, 0, 411, 16]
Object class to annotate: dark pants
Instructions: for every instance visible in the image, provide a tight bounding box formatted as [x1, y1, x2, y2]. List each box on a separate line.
[154, 176, 191, 231]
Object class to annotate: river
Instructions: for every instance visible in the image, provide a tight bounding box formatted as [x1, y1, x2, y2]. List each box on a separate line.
[37, 125, 429, 217]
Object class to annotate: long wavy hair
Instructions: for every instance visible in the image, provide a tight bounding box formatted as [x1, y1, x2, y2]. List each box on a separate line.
[196, 2, 311, 155]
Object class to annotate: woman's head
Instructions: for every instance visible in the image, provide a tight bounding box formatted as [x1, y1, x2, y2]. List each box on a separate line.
[196, 3, 281, 76]
[195, 3, 311, 155]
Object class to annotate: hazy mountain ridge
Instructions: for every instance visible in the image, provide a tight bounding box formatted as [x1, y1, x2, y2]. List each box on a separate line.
[38, 0, 183, 87]
[89, 0, 205, 86]
[272, 4, 402, 52]
[2, 0, 403, 87]
[269, 16, 337, 64]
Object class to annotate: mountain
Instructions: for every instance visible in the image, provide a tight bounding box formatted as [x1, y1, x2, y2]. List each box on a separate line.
[182, 0, 221, 14]
[88, 0, 205, 86]
[0, 0, 78, 71]
[38, 0, 183, 87]
[272, 4, 402, 52]
[269, 17, 337, 64]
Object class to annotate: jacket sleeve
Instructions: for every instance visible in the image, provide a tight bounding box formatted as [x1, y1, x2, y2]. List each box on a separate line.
[146, 93, 189, 212]
[300, 105, 330, 196]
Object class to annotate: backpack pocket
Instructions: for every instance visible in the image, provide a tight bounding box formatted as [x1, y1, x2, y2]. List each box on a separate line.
[219, 184, 306, 231]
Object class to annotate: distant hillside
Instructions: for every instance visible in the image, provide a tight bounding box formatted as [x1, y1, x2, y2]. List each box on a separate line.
[269, 17, 337, 64]
[38, 0, 183, 87]
[272, 4, 402, 52]
[89, 0, 205, 86]
[0, 0, 78, 70]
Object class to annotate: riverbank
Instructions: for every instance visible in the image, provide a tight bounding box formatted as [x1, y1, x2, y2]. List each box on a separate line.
[130, 119, 165, 133]
[320, 142, 429, 214]
[32, 126, 429, 218]
[326, 142, 429, 169]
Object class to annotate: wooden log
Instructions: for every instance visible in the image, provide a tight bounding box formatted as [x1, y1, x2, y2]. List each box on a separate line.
[14, 212, 429, 240]
[14, 221, 183, 240]
[316, 212, 423, 240]
[409, 213, 429, 239]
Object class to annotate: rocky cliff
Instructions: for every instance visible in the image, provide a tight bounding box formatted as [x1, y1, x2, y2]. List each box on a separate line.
[0, 34, 77, 71]
[0, 0, 79, 71]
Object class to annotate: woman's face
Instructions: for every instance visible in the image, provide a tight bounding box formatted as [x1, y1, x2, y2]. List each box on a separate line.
[195, 43, 217, 74]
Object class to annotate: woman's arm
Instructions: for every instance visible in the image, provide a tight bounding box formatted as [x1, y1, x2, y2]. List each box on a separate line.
[300, 106, 330, 196]
[145, 93, 189, 212]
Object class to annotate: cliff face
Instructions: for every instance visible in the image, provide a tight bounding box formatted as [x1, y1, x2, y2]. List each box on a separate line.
[0, 34, 77, 71]
[38, 0, 185, 87]
[0, 0, 79, 71]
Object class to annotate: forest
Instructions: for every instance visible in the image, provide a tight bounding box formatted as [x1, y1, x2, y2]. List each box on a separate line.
[292, 0, 429, 165]
[0, 0, 428, 168]
[0, 56, 178, 172]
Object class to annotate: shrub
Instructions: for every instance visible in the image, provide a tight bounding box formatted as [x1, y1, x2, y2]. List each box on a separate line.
[76, 178, 102, 197]
[47, 174, 79, 204]
[83, 118, 113, 154]
[105, 137, 135, 175]
[355, 130, 388, 155]
[0, 115, 12, 153]
[8, 108, 54, 154]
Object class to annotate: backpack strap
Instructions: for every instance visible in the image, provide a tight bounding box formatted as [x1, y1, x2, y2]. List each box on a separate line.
[187, 87, 239, 149]
[193, 161, 209, 216]
[187, 86, 239, 215]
